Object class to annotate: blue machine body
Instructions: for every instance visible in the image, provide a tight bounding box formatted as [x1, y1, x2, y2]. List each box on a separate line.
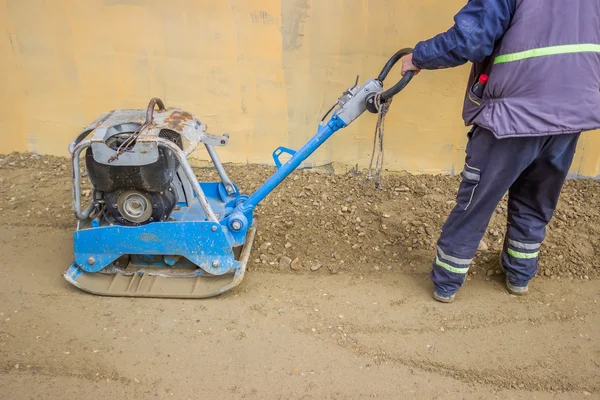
[73, 184, 241, 275]
[71, 116, 346, 277]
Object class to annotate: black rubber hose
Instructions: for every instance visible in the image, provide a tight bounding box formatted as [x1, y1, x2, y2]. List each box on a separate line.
[377, 48, 414, 82]
[380, 70, 415, 101]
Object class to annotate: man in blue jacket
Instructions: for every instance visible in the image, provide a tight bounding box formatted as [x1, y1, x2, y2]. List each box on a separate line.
[401, 0, 600, 303]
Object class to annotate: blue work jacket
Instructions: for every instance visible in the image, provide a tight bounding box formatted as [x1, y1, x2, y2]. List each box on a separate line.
[412, 0, 516, 69]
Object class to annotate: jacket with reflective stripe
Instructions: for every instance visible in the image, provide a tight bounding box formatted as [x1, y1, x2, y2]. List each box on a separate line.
[462, 0, 600, 138]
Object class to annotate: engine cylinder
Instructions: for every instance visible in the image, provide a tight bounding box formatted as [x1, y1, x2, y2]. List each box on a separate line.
[85, 146, 179, 193]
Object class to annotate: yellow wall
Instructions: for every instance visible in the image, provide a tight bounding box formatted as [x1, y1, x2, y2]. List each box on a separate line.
[1, 0, 599, 177]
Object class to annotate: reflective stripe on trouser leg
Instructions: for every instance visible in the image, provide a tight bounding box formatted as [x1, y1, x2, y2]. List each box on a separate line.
[435, 247, 472, 274]
[502, 239, 540, 287]
[431, 247, 472, 297]
[507, 239, 540, 259]
[501, 133, 580, 287]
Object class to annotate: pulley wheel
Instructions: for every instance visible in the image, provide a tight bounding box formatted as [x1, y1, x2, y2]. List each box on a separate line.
[117, 191, 153, 224]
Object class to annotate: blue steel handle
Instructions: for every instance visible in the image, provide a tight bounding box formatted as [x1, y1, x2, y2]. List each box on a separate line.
[238, 115, 347, 212]
[272, 147, 297, 169]
[236, 76, 386, 213]
[229, 51, 415, 220]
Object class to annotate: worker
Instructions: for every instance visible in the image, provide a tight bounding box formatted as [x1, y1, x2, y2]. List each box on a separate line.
[401, 0, 600, 303]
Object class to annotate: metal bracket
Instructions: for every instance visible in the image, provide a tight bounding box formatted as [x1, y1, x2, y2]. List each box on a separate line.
[203, 132, 230, 147]
[272, 146, 296, 169]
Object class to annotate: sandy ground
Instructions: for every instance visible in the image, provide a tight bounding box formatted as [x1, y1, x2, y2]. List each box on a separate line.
[0, 153, 599, 399]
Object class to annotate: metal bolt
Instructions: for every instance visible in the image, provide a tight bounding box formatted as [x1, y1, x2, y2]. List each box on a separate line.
[211, 226, 218, 232]
[231, 220, 242, 231]
[212, 260, 220, 268]
[87, 257, 95, 265]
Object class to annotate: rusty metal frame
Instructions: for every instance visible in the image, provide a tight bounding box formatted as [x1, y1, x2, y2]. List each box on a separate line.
[68, 98, 231, 223]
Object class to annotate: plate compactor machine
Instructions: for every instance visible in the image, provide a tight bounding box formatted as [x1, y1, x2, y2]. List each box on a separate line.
[65, 50, 415, 298]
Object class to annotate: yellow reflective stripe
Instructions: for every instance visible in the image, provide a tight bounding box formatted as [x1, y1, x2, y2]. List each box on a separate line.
[468, 92, 481, 106]
[435, 257, 469, 274]
[494, 44, 600, 65]
[507, 248, 539, 259]
[437, 247, 473, 265]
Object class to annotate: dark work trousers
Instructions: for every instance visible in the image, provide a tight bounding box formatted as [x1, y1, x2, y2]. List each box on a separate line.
[432, 126, 580, 297]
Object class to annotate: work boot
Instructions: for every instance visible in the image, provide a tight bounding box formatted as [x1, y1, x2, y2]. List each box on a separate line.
[498, 253, 529, 295]
[505, 279, 528, 295]
[433, 291, 455, 303]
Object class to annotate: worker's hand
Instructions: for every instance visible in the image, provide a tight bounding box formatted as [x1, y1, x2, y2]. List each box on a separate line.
[401, 53, 421, 76]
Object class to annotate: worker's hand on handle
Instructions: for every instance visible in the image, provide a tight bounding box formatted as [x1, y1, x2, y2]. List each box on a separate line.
[401, 53, 421, 76]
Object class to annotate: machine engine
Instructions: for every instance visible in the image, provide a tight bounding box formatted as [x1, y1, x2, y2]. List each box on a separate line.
[70, 97, 234, 228]
[85, 125, 180, 226]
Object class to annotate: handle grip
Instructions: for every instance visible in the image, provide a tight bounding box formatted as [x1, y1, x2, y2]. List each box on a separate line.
[377, 48, 414, 82]
[377, 48, 415, 102]
[380, 70, 415, 101]
[366, 48, 416, 113]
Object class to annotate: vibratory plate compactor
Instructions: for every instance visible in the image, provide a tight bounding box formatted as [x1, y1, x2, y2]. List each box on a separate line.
[65, 50, 415, 298]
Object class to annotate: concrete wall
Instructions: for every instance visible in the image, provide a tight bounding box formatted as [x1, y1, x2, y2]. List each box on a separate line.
[1, 0, 599, 176]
